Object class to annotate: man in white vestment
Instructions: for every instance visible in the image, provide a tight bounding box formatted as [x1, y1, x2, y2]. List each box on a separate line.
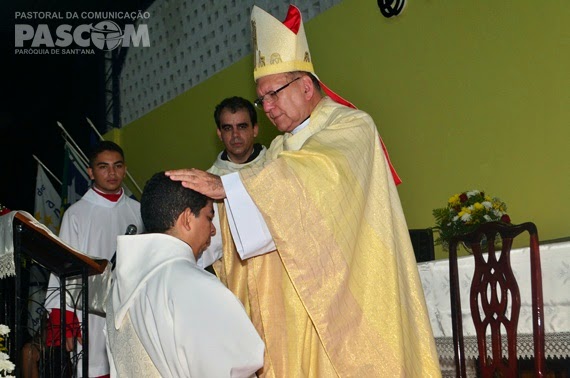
[105, 172, 264, 377]
[200, 96, 267, 269]
[44, 141, 143, 377]
[207, 96, 266, 176]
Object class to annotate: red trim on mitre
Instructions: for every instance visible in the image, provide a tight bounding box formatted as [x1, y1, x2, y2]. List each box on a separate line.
[282, 4, 301, 34]
[280, 4, 402, 186]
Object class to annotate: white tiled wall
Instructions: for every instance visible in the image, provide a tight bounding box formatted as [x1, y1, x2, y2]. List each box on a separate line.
[110, 0, 341, 127]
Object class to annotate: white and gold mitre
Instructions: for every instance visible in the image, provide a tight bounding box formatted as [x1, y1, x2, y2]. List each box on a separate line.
[251, 5, 314, 81]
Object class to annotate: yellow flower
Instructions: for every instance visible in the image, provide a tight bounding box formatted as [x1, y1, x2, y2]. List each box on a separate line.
[461, 207, 472, 214]
[473, 202, 484, 211]
[434, 189, 510, 250]
[448, 194, 460, 206]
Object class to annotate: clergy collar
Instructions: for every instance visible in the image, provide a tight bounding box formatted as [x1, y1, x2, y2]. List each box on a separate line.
[92, 186, 123, 202]
[221, 143, 264, 164]
[291, 116, 310, 135]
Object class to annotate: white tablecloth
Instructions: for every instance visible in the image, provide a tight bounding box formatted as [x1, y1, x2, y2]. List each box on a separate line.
[418, 240, 570, 362]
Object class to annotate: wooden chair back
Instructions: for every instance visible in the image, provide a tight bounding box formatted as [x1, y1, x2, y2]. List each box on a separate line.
[448, 221, 545, 377]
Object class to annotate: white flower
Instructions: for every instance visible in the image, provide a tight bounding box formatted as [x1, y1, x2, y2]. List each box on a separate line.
[493, 209, 502, 217]
[0, 325, 9, 336]
[0, 326, 15, 375]
[0, 357, 15, 373]
[483, 215, 492, 222]
[461, 213, 472, 222]
[466, 190, 480, 198]
[482, 201, 493, 209]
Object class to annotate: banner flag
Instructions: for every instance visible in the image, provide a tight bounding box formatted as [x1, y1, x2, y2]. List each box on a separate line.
[62, 142, 90, 212]
[32, 163, 60, 334]
[34, 163, 62, 234]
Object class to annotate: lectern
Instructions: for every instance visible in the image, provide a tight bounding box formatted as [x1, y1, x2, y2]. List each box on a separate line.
[0, 212, 107, 377]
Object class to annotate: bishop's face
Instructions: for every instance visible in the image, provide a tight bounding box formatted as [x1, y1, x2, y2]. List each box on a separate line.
[256, 73, 312, 133]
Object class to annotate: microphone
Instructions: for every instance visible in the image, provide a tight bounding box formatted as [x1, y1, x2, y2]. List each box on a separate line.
[125, 224, 138, 236]
[110, 224, 138, 269]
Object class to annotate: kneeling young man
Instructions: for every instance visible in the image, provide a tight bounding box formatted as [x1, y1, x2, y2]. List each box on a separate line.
[105, 172, 264, 377]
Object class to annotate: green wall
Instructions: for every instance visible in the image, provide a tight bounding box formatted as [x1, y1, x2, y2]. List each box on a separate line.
[114, 0, 570, 259]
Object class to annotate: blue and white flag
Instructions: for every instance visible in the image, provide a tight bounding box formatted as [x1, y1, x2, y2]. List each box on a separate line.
[32, 163, 60, 335]
[62, 142, 90, 212]
[34, 163, 62, 234]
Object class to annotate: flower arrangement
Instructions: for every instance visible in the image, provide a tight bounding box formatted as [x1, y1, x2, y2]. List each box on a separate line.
[433, 189, 511, 251]
[0, 324, 15, 377]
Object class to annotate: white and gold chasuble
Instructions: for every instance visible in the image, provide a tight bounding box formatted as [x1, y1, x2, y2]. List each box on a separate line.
[214, 97, 441, 377]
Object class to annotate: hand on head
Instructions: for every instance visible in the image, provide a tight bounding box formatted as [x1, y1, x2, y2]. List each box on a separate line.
[165, 169, 226, 200]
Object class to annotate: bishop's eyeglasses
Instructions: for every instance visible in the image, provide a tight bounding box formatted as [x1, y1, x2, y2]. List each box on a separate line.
[253, 77, 301, 108]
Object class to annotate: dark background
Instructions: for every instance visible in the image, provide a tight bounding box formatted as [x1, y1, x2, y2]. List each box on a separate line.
[1, 0, 153, 213]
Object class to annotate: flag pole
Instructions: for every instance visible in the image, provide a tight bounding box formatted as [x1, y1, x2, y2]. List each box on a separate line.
[86, 117, 142, 194]
[85, 117, 106, 142]
[61, 134, 90, 168]
[32, 154, 63, 185]
[56, 121, 90, 165]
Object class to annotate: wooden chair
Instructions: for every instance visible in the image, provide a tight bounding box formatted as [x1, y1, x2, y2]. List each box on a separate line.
[448, 221, 545, 378]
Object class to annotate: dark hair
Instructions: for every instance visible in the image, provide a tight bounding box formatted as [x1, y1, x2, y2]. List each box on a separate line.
[141, 172, 209, 233]
[88, 141, 125, 167]
[213, 96, 257, 129]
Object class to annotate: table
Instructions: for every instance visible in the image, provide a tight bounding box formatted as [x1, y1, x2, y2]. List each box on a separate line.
[418, 240, 570, 375]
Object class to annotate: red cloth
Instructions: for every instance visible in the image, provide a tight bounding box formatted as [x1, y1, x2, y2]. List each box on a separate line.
[0, 204, 10, 215]
[282, 4, 301, 34]
[92, 187, 123, 202]
[45, 308, 81, 346]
